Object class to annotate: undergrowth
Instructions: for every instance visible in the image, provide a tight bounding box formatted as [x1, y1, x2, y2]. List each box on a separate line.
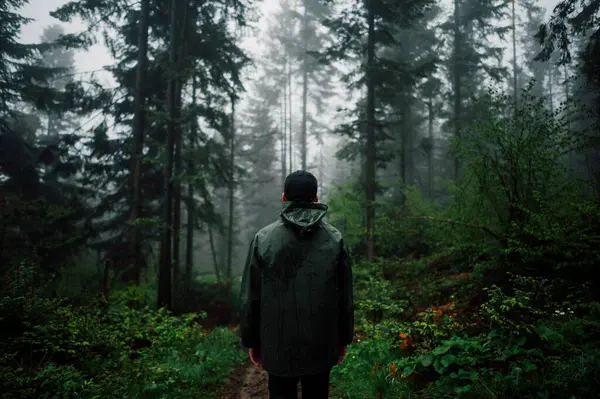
[328, 88, 600, 398]
[0, 265, 246, 399]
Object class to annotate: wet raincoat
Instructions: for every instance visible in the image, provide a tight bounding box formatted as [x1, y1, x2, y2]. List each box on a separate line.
[239, 201, 354, 376]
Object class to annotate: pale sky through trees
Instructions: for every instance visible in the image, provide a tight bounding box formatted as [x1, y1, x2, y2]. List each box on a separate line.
[18, 0, 280, 87]
[17, 0, 562, 185]
[18, 0, 561, 93]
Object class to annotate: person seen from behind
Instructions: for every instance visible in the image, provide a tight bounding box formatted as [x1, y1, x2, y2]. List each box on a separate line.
[239, 170, 354, 399]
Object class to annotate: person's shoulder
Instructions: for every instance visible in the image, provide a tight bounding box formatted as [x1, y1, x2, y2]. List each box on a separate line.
[255, 219, 284, 239]
[319, 220, 344, 242]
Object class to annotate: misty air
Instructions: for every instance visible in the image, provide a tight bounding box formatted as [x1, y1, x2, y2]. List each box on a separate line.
[0, 0, 599, 398]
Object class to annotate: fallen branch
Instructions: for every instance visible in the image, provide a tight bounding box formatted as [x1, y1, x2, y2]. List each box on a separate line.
[409, 216, 500, 240]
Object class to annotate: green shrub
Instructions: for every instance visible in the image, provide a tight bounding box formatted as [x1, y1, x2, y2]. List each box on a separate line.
[0, 263, 245, 399]
[331, 339, 412, 399]
[328, 86, 600, 398]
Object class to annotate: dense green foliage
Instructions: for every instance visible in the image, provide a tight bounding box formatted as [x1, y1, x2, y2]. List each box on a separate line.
[2, 0, 599, 397]
[328, 88, 600, 398]
[0, 265, 245, 399]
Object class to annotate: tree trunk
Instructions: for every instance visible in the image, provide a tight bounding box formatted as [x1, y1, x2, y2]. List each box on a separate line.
[127, 0, 150, 285]
[158, 0, 179, 310]
[172, 87, 183, 284]
[452, 0, 462, 180]
[319, 147, 324, 196]
[172, 0, 190, 286]
[365, 0, 376, 261]
[226, 98, 236, 289]
[563, 64, 573, 169]
[282, 67, 288, 184]
[288, 59, 293, 172]
[404, 102, 413, 189]
[563, 64, 569, 103]
[300, 5, 309, 170]
[548, 67, 554, 113]
[208, 222, 220, 281]
[511, 0, 518, 106]
[185, 75, 198, 291]
[427, 97, 434, 199]
[396, 107, 405, 204]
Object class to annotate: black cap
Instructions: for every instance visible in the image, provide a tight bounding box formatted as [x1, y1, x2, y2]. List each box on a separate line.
[284, 170, 318, 202]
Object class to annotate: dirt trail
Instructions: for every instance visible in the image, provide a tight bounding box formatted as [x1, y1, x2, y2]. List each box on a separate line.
[206, 321, 335, 398]
[219, 362, 337, 399]
[219, 363, 269, 399]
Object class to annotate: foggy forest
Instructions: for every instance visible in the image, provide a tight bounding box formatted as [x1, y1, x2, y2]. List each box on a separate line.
[1, 0, 599, 397]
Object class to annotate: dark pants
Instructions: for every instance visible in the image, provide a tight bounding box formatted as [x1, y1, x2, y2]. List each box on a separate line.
[267, 369, 331, 399]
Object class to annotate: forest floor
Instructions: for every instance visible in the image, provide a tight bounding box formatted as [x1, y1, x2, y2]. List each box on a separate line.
[196, 315, 271, 399]
[219, 363, 338, 399]
[199, 309, 337, 398]
[219, 362, 269, 399]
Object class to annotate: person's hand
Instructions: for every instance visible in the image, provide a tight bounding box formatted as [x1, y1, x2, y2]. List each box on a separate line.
[249, 348, 261, 367]
[337, 346, 347, 365]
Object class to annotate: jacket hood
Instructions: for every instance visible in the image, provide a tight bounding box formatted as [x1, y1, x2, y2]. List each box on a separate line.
[280, 201, 328, 233]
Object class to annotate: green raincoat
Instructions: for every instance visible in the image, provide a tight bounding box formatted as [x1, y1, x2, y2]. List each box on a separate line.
[239, 201, 354, 376]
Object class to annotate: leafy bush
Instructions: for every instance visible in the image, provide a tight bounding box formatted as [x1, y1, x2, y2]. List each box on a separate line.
[328, 87, 600, 398]
[331, 339, 413, 399]
[327, 182, 367, 250]
[0, 263, 246, 399]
